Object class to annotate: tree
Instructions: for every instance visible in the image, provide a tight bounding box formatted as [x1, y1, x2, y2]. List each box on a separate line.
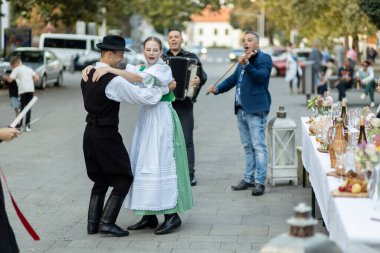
[7, 0, 222, 35]
[358, 0, 380, 29]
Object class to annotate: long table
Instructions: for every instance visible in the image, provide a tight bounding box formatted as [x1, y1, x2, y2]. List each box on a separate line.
[301, 117, 380, 253]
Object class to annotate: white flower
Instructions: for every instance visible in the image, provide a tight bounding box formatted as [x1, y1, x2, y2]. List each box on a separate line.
[370, 154, 379, 163]
[371, 118, 380, 128]
[365, 143, 377, 156]
[367, 113, 376, 122]
[325, 96, 333, 105]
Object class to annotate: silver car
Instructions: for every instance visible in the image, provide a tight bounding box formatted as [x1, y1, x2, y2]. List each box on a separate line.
[0, 47, 64, 89]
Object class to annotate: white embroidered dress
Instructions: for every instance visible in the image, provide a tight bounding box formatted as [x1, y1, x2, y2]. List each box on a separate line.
[125, 60, 179, 211]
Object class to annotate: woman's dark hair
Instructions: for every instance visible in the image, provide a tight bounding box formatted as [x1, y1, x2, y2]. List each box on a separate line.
[143, 36, 162, 50]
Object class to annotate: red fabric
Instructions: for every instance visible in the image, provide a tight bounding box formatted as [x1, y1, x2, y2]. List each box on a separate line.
[0, 166, 40, 241]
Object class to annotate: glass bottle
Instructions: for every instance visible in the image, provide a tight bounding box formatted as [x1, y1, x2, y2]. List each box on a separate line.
[358, 116, 367, 145]
[330, 118, 347, 169]
[340, 98, 347, 125]
[340, 98, 348, 141]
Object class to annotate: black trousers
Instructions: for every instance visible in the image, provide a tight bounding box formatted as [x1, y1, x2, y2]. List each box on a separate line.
[172, 100, 195, 177]
[337, 81, 351, 101]
[0, 179, 19, 253]
[83, 124, 133, 197]
[19, 92, 34, 127]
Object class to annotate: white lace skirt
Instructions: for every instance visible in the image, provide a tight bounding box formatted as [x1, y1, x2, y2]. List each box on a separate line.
[124, 102, 178, 211]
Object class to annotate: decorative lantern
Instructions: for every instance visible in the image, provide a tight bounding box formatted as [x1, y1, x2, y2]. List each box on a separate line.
[260, 203, 342, 253]
[267, 106, 298, 186]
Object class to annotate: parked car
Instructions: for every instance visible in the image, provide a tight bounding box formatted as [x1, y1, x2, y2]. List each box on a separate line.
[40, 33, 102, 71]
[271, 48, 312, 77]
[229, 48, 244, 62]
[0, 47, 64, 89]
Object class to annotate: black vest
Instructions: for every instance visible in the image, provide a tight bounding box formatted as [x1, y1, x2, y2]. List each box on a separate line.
[81, 69, 120, 127]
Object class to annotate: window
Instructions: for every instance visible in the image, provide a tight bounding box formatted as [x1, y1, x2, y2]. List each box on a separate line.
[225, 29, 229, 35]
[44, 38, 86, 49]
[214, 29, 218, 35]
[199, 28, 203, 35]
[91, 39, 101, 52]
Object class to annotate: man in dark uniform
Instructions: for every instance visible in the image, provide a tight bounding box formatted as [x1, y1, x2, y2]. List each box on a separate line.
[81, 35, 168, 237]
[163, 28, 207, 186]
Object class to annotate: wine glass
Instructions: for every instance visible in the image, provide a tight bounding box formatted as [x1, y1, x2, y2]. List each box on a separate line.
[335, 146, 346, 183]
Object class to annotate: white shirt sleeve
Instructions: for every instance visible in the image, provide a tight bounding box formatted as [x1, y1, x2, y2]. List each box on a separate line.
[105, 76, 167, 105]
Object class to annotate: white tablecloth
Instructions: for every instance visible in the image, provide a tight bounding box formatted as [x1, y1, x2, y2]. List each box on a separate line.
[301, 117, 380, 253]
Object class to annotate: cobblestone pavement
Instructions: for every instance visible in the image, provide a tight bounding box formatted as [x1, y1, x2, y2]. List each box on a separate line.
[0, 62, 377, 253]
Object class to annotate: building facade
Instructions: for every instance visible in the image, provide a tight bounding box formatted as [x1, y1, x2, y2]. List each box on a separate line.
[186, 7, 242, 49]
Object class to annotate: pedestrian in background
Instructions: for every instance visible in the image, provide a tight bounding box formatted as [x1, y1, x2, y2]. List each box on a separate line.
[285, 43, 302, 94]
[163, 27, 208, 186]
[3, 78, 20, 125]
[0, 127, 21, 253]
[346, 47, 357, 70]
[334, 41, 345, 68]
[317, 58, 336, 96]
[334, 58, 354, 101]
[375, 77, 380, 118]
[308, 39, 323, 93]
[3, 56, 39, 132]
[207, 31, 272, 196]
[357, 60, 376, 107]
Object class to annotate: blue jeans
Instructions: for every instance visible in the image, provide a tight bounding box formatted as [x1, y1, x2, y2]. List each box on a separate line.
[236, 110, 268, 185]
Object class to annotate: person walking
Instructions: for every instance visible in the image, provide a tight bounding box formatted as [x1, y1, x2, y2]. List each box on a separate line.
[0, 127, 21, 253]
[285, 44, 302, 94]
[308, 39, 323, 93]
[3, 56, 39, 132]
[334, 41, 345, 68]
[81, 35, 169, 237]
[3, 78, 20, 125]
[163, 28, 208, 186]
[207, 31, 272, 196]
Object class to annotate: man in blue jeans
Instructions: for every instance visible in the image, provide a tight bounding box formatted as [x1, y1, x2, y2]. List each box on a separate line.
[207, 31, 272, 196]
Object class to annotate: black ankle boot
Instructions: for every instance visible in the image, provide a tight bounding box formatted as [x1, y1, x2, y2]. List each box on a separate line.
[87, 194, 105, 234]
[128, 215, 158, 230]
[154, 213, 181, 235]
[98, 194, 129, 237]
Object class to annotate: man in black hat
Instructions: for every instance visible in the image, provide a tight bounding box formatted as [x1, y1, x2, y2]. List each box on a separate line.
[81, 35, 169, 237]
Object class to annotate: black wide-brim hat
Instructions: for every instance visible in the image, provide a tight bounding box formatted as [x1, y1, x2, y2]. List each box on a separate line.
[97, 35, 131, 52]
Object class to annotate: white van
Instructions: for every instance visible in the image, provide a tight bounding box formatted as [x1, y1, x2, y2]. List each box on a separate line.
[39, 33, 102, 71]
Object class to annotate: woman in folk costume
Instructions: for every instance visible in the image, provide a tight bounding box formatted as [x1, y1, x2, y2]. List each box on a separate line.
[84, 36, 193, 235]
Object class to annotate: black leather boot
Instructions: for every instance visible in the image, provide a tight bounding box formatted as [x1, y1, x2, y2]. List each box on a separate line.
[127, 215, 158, 230]
[98, 194, 129, 237]
[87, 194, 105, 234]
[154, 213, 181, 235]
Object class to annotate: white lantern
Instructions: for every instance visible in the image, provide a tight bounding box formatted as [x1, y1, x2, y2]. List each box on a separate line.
[260, 203, 342, 253]
[267, 106, 298, 186]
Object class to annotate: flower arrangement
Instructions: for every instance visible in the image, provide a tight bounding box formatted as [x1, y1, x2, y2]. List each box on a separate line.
[307, 95, 333, 115]
[355, 142, 379, 171]
[307, 95, 321, 111]
[366, 114, 380, 151]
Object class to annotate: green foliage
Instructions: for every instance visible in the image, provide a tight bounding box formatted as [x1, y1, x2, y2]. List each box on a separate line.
[358, 0, 380, 29]
[234, 0, 376, 47]
[7, 0, 221, 35]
